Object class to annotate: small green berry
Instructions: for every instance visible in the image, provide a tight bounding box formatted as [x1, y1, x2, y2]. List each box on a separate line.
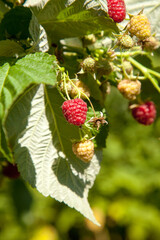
[118, 35, 134, 48]
[81, 57, 96, 72]
[123, 61, 133, 75]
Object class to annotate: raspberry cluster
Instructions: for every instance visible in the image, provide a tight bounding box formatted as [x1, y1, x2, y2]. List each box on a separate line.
[59, 2, 158, 165]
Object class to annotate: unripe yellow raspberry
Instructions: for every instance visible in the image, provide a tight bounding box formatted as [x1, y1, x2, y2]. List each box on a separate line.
[128, 14, 151, 40]
[117, 79, 141, 100]
[70, 80, 90, 99]
[59, 81, 72, 95]
[72, 140, 94, 163]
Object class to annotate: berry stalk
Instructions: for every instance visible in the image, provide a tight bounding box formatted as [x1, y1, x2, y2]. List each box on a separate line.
[128, 57, 160, 93]
[67, 77, 97, 117]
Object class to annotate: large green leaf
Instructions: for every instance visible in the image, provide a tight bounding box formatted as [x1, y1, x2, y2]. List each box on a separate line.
[5, 84, 102, 225]
[0, 52, 57, 121]
[29, 11, 49, 52]
[0, 40, 25, 57]
[0, 6, 49, 56]
[25, 0, 118, 42]
[0, 126, 13, 162]
[0, 52, 57, 161]
[0, 6, 32, 40]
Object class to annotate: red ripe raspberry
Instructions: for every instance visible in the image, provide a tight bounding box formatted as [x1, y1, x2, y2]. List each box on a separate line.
[62, 98, 87, 126]
[131, 101, 156, 125]
[107, 0, 126, 23]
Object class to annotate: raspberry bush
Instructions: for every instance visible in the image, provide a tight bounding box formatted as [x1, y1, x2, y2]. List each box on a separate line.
[0, 0, 160, 230]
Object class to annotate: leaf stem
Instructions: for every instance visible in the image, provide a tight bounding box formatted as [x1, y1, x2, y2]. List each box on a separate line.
[119, 48, 130, 79]
[128, 57, 160, 93]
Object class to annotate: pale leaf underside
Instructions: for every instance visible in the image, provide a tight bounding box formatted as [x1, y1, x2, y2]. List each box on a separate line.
[6, 84, 102, 225]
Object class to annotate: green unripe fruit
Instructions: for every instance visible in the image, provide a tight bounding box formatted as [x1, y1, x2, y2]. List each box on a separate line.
[123, 61, 133, 75]
[82, 57, 96, 72]
[118, 35, 134, 48]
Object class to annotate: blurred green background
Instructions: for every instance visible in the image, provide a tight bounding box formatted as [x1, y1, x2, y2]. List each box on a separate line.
[0, 87, 160, 240]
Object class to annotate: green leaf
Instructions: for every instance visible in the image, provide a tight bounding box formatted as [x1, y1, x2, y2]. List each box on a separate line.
[25, 0, 118, 42]
[0, 52, 57, 160]
[0, 125, 13, 162]
[0, 6, 32, 40]
[29, 11, 49, 52]
[147, 3, 160, 40]
[0, 0, 9, 23]
[5, 84, 102, 225]
[0, 52, 57, 121]
[0, 40, 25, 57]
[148, 47, 160, 68]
